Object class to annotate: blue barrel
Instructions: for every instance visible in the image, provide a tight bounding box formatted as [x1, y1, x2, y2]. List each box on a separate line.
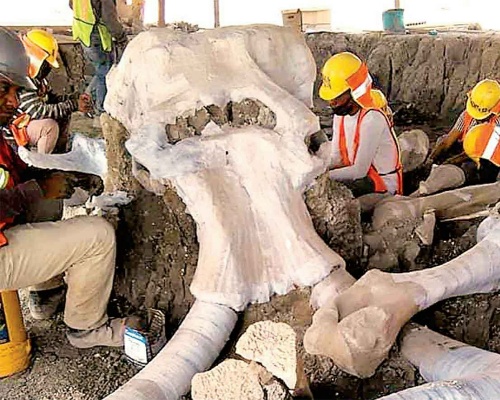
[382, 9, 405, 33]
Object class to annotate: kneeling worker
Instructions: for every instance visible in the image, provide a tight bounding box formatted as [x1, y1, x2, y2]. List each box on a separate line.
[16, 29, 92, 153]
[429, 79, 500, 165]
[462, 118, 500, 184]
[0, 27, 130, 348]
[317, 52, 402, 197]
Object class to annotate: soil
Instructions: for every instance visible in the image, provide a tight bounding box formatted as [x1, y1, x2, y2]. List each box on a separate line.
[1, 115, 487, 400]
[2, 31, 500, 400]
[0, 292, 137, 400]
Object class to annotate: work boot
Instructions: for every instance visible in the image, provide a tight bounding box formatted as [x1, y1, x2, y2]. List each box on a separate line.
[66, 318, 129, 349]
[28, 286, 66, 320]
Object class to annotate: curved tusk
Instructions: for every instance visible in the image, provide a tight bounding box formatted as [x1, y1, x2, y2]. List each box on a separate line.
[104, 301, 237, 400]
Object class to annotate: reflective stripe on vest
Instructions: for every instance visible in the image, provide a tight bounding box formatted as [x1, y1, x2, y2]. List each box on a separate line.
[0, 138, 18, 248]
[346, 63, 375, 109]
[338, 109, 403, 194]
[478, 124, 500, 165]
[72, 0, 113, 52]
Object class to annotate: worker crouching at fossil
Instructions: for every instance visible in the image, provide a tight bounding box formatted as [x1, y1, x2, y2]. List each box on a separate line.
[414, 79, 500, 197]
[310, 52, 402, 198]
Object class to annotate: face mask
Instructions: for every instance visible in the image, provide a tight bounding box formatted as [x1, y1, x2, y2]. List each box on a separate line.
[331, 102, 354, 116]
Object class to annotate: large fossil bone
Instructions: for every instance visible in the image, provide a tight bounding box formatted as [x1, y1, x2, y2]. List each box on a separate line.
[104, 301, 236, 400]
[365, 181, 500, 271]
[378, 324, 500, 399]
[304, 210, 500, 378]
[105, 25, 347, 311]
[101, 25, 353, 399]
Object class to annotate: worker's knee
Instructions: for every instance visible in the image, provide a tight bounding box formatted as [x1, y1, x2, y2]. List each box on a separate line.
[72, 216, 116, 248]
[38, 119, 59, 137]
[89, 216, 116, 247]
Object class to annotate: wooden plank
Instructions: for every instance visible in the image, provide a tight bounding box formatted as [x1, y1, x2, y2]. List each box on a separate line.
[5, 26, 72, 34]
[158, 0, 166, 27]
[214, 0, 220, 28]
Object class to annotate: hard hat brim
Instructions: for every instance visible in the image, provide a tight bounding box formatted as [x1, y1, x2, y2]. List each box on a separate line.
[466, 98, 491, 121]
[46, 54, 59, 69]
[0, 71, 36, 90]
[15, 74, 36, 90]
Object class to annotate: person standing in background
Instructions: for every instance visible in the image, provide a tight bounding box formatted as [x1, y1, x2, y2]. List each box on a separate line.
[69, 0, 128, 116]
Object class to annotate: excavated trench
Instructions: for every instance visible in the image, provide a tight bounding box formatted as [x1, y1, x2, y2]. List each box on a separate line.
[9, 31, 500, 400]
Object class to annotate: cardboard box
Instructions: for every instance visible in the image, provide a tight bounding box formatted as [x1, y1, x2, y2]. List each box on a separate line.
[282, 8, 331, 32]
[282, 9, 302, 32]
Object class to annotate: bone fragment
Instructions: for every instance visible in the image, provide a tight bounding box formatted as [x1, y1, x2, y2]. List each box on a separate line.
[192, 359, 291, 400]
[398, 129, 429, 173]
[236, 321, 298, 390]
[191, 360, 266, 400]
[372, 181, 500, 230]
[414, 210, 435, 246]
[410, 164, 465, 197]
[305, 211, 500, 378]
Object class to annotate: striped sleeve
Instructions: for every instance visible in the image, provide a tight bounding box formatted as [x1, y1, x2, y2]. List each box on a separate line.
[18, 89, 78, 121]
[451, 111, 467, 133]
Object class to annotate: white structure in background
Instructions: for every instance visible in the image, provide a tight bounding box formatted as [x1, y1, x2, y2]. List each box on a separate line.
[0, 0, 494, 31]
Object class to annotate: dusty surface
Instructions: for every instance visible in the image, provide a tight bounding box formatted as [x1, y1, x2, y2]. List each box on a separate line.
[0, 292, 137, 400]
[305, 176, 363, 270]
[234, 289, 421, 400]
[2, 31, 500, 400]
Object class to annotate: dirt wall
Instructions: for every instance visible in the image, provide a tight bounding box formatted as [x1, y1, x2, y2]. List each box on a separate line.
[306, 31, 500, 123]
[54, 31, 500, 125]
[49, 42, 89, 96]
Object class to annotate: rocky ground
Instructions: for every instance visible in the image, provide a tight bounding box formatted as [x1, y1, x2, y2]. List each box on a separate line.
[0, 292, 137, 400]
[1, 113, 496, 400]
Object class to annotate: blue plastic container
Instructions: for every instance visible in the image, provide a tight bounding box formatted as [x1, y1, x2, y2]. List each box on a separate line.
[382, 9, 405, 33]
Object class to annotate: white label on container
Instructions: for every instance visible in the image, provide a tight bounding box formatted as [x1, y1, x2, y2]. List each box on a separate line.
[124, 327, 148, 364]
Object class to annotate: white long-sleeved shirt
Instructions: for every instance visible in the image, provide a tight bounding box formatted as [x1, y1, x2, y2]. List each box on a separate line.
[328, 109, 400, 194]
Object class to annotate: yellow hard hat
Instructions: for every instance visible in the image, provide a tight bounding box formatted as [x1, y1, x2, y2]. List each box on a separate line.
[319, 52, 363, 101]
[21, 29, 59, 79]
[370, 89, 388, 109]
[466, 79, 500, 121]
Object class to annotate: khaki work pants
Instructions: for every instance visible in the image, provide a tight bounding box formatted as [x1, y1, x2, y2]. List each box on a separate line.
[27, 119, 59, 154]
[0, 216, 116, 331]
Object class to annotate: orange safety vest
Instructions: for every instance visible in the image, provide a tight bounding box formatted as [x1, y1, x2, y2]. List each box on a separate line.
[0, 136, 24, 247]
[338, 108, 403, 194]
[464, 117, 500, 167]
[9, 114, 30, 147]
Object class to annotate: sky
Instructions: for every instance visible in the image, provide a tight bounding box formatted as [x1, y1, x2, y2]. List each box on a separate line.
[0, 0, 497, 31]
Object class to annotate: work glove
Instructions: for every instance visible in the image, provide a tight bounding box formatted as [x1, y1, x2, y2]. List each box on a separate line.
[37, 171, 103, 200]
[37, 171, 78, 200]
[77, 93, 93, 114]
[70, 171, 104, 197]
[306, 130, 328, 154]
